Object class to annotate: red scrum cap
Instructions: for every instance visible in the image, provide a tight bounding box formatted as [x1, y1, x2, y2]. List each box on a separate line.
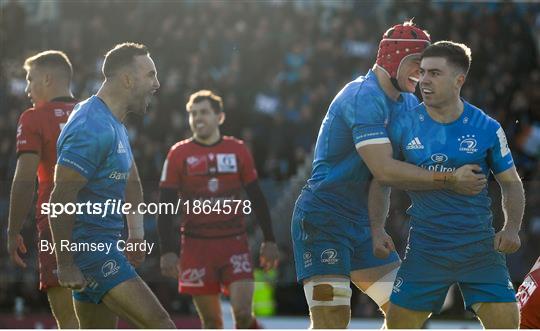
[376, 21, 431, 79]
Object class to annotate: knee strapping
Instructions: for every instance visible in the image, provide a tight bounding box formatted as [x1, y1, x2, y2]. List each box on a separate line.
[363, 267, 398, 307]
[303, 279, 352, 308]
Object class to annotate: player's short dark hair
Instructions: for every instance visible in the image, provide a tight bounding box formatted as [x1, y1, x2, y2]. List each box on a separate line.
[186, 90, 223, 114]
[102, 42, 149, 78]
[23, 50, 73, 80]
[421, 41, 471, 75]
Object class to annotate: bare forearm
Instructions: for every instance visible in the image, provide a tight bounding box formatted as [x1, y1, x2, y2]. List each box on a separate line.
[8, 179, 35, 235]
[368, 180, 391, 232]
[500, 181, 525, 232]
[375, 158, 448, 190]
[48, 187, 77, 266]
[125, 179, 144, 238]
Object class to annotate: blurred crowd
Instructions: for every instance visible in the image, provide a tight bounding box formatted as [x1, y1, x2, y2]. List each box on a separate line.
[1, 0, 539, 319]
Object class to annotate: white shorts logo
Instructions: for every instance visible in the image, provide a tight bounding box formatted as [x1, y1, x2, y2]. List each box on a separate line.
[303, 251, 313, 268]
[393, 277, 404, 293]
[180, 268, 206, 287]
[230, 253, 252, 274]
[101, 260, 120, 278]
[320, 249, 339, 265]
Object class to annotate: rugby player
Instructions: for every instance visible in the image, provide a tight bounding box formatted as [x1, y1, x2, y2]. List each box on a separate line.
[49, 42, 175, 328]
[291, 22, 487, 328]
[380, 41, 523, 329]
[517, 256, 540, 328]
[158, 90, 279, 329]
[7, 50, 78, 328]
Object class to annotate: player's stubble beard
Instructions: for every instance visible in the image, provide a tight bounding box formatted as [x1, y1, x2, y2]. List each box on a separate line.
[127, 89, 151, 116]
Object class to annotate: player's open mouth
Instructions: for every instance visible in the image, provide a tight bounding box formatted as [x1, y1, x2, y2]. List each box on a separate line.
[422, 87, 434, 94]
[195, 123, 205, 129]
[408, 76, 419, 84]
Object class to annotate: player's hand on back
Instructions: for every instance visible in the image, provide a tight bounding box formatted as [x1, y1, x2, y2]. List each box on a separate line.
[494, 228, 521, 254]
[160, 252, 179, 278]
[449, 164, 487, 195]
[7, 233, 27, 268]
[371, 228, 396, 259]
[125, 237, 146, 268]
[259, 241, 280, 271]
[57, 264, 87, 290]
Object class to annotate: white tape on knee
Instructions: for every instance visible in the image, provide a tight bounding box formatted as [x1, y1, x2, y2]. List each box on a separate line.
[304, 280, 352, 308]
[363, 267, 399, 307]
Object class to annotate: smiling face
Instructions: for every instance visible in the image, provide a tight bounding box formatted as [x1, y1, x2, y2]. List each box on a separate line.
[188, 99, 224, 141]
[419, 56, 464, 108]
[126, 54, 160, 115]
[396, 54, 422, 93]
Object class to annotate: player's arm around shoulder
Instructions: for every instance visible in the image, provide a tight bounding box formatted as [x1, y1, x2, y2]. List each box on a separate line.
[493, 166, 525, 254]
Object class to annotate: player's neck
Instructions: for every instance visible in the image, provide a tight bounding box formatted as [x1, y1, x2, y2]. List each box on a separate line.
[46, 88, 73, 102]
[373, 65, 400, 101]
[193, 132, 221, 146]
[96, 85, 129, 122]
[425, 98, 464, 124]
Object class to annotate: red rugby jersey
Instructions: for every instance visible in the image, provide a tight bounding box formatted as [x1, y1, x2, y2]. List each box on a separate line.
[159, 136, 258, 238]
[517, 256, 540, 329]
[16, 97, 76, 233]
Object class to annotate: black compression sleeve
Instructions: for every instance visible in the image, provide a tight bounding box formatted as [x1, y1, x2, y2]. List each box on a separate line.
[244, 180, 275, 242]
[157, 188, 180, 255]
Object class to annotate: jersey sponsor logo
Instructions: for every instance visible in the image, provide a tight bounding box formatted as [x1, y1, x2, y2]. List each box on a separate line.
[516, 275, 537, 308]
[458, 135, 478, 154]
[101, 259, 120, 278]
[303, 251, 313, 268]
[180, 268, 206, 287]
[496, 127, 510, 157]
[217, 153, 238, 173]
[186, 155, 209, 175]
[406, 137, 424, 150]
[208, 178, 219, 192]
[109, 170, 129, 180]
[430, 153, 448, 163]
[117, 141, 127, 154]
[421, 164, 455, 172]
[16, 124, 22, 138]
[392, 277, 404, 293]
[320, 249, 339, 265]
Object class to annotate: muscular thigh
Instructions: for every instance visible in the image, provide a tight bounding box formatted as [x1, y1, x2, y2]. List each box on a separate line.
[74, 300, 117, 328]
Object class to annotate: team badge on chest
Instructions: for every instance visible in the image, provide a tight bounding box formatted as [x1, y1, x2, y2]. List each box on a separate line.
[458, 135, 478, 154]
[217, 153, 238, 173]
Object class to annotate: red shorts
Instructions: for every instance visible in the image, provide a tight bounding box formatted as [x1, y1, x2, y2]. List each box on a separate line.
[178, 233, 253, 295]
[37, 227, 60, 291]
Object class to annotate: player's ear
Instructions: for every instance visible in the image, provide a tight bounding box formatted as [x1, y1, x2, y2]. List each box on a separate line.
[218, 112, 225, 125]
[43, 72, 52, 87]
[121, 71, 133, 89]
[456, 72, 466, 89]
